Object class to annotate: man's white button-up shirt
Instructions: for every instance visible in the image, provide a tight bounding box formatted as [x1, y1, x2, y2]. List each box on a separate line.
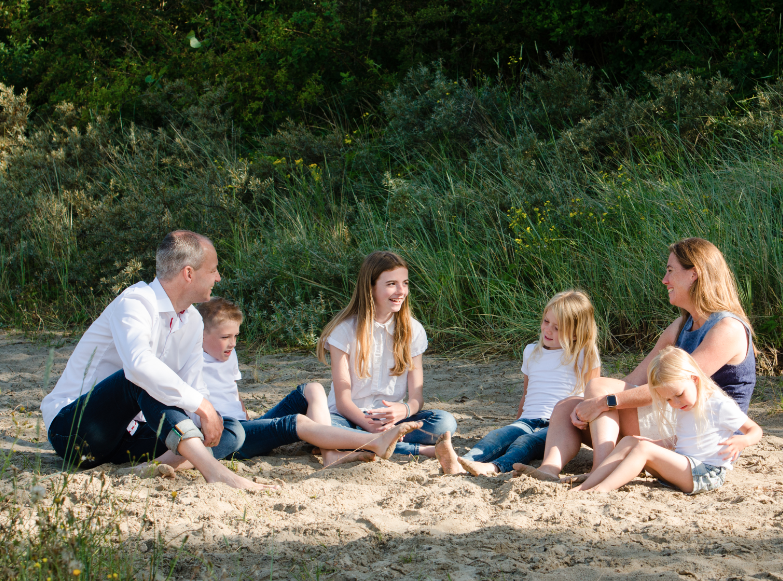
[41, 278, 208, 432]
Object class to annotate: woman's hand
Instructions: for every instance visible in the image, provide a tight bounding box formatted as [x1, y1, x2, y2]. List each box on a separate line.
[570, 397, 605, 429]
[364, 401, 409, 428]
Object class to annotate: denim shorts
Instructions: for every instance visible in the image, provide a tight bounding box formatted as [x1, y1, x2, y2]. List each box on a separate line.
[686, 456, 727, 495]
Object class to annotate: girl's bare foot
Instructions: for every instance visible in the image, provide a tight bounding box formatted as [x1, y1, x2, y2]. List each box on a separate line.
[206, 469, 279, 491]
[560, 473, 589, 485]
[322, 449, 377, 468]
[458, 457, 499, 476]
[511, 463, 560, 482]
[435, 432, 466, 475]
[374, 421, 424, 459]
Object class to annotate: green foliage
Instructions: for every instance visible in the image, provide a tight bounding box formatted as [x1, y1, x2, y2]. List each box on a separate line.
[2, 1, 783, 130]
[2, 53, 783, 355]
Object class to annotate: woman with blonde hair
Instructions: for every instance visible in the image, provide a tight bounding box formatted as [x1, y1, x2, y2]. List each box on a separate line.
[516, 238, 756, 482]
[317, 251, 457, 457]
[571, 346, 761, 494]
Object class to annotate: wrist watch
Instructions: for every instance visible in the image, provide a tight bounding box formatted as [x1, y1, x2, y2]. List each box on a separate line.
[605, 394, 618, 410]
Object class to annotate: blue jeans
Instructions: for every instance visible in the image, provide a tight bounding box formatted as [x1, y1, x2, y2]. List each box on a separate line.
[330, 409, 458, 455]
[47, 369, 245, 469]
[234, 384, 310, 459]
[462, 418, 549, 473]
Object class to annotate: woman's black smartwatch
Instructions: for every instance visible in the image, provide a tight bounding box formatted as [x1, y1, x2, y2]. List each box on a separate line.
[605, 394, 618, 410]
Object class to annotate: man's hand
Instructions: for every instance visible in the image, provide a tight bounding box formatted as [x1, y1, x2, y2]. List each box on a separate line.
[195, 399, 224, 447]
[570, 396, 608, 429]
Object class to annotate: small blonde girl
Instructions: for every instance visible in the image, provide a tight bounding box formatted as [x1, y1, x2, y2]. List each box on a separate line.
[573, 346, 762, 494]
[317, 251, 457, 457]
[436, 290, 601, 476]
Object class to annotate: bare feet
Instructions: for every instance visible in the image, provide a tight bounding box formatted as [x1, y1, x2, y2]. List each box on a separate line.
[435, 432, 466, 475]
[560, 473, 589, 485]
[117, 462, 177, 479]
[322, 449, 377, 469]
[511, 463, 561, 482]
[205, 469, 279, 491]
[374, 421, 424, 459]
[458, 457, 499, 477]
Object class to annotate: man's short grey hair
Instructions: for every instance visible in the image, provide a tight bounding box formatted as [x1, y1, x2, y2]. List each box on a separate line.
[156, 231, 213, 281]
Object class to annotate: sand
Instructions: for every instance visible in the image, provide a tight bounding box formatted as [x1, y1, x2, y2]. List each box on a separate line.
[1, 330, 783, 580]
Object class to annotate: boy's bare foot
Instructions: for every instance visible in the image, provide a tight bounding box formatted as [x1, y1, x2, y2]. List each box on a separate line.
[458, 457, 499, 476]
[435, 432, 466, 475]
[373, 421, 424, 459]
[511, 463, 561, 482]
[322, 449, 377, 469]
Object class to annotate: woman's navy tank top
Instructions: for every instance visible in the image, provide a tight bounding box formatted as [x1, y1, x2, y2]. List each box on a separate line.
[675, 311, 755, 413]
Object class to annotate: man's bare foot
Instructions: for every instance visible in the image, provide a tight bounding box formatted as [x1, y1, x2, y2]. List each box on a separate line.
[511, 463, 561, 482]
[322, 449, 377, 468]
[458, 457, 499, 477]
[373, 421, 424, 459]
[435, 432, 466, 475]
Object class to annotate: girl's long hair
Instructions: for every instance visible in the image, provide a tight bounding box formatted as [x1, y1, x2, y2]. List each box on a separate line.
[669, 238, 753, 342]
[530, 289, 600, 394]
[648, 346, 730, 440]
[317, 251, 413, 378]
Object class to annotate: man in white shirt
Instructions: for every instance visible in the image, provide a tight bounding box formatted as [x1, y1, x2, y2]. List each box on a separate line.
[41, 231, 266, 490]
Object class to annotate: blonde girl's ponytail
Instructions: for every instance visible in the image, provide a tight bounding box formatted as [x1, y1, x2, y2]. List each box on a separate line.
[530, 289, 600, 394]
[317, 251, 414, 378]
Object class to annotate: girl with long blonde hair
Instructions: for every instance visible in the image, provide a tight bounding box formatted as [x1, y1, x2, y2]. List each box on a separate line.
[515, 238, 756, 484]
[435, 290, 601, 476]
[572, 346, 761, 494]
[317, 251, 457, 457]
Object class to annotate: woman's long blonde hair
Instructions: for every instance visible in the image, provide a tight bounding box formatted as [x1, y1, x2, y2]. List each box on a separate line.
[669, 238, 753, 341]
[648, 346, 729, 440]
[317, 251, 413, 378]
[530, 290, 600, 394]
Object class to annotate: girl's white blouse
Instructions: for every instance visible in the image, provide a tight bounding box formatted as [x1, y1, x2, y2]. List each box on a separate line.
[325, 315, 428, 414]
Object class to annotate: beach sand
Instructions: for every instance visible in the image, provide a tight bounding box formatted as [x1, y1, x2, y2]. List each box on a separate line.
[1, 331, 782, 580]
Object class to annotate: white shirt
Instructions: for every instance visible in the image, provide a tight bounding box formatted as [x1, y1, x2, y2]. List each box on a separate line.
[519, 343, 599, 420]
[203, 350, 245, 421]
[674, 391, 748, 469]
[40, 279, 208, 431]
[325, 315, 428, 413]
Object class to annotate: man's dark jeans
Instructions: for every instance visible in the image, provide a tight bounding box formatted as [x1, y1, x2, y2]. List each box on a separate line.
[47, 369, 244, 469]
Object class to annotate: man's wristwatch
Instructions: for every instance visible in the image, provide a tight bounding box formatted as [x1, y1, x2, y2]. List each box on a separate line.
[605, 394, 618, 410]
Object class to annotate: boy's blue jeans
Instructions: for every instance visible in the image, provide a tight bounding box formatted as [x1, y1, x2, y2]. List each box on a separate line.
[47, 369, 245, 469]
[330, 409, 458, 455]
[462, 418, 549, 473]
[233, 384, 309, 459]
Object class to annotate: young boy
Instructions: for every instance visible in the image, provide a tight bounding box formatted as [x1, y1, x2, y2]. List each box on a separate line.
[197, 297, 394, 466]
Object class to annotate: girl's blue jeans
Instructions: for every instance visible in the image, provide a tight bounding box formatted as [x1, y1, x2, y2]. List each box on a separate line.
[462, 418, 549, 473]
[330, 409, 458, 455]
[47, 369, 245, 469]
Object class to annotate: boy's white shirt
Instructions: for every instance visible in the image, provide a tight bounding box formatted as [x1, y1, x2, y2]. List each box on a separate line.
[673, 391, 748, 469]
[519, 343, 599, 420]
[202, 350, 246, 421]
[325, 315, 428, 413]
[40, 278, 208, 432]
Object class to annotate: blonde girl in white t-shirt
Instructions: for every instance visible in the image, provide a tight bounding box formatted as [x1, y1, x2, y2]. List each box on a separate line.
[316, 251, 457, 457]
[436, 290, 601, 475]
[572, 346, 762, 494]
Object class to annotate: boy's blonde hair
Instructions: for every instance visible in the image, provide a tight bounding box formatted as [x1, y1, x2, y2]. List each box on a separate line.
[197, 297, 243, 331]
[648, 346, 730, 439]
[530, 289, 600, 394]
[317, 251, 414, 378]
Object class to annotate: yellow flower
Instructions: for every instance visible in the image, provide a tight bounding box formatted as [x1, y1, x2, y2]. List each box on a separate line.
[73, 571, 81, 577]
[295, 159, 303, 165]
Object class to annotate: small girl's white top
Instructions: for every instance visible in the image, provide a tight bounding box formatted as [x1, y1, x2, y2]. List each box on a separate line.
[519, 343, 599, 420]
[202, 350, 246, 421]
[674, 391, 748, 469]
[325, 315, 428, 414]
